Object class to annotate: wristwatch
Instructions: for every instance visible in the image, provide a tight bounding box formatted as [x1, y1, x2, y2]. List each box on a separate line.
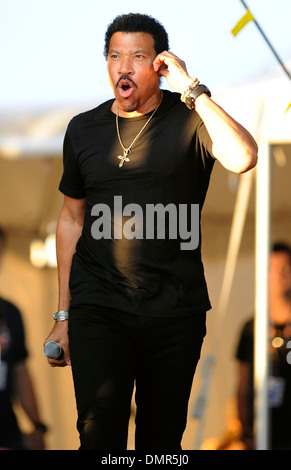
[184, 84, 211, 110]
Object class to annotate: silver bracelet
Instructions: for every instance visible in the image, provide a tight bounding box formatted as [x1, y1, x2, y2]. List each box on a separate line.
[53, 310, 69, 322]
[180, 78, 200, 104]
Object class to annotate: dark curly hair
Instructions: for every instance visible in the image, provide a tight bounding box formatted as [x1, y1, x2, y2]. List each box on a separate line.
[272, 242, 291, 256]
[104, 13, 169, 59]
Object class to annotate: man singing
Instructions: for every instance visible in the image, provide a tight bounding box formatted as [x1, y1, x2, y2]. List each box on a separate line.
[45, 13, 258, 450]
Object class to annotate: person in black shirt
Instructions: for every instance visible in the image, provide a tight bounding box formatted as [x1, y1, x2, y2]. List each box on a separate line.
[236, 242, 291, 450]
[44, 13, 258, 450]
[0, 228, 47, 449]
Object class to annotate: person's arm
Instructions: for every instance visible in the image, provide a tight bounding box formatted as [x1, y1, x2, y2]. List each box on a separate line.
[12, 360, 46, 449]
[44, 195, 86, 367]
[154, 51, 258, 174]
[237, 361, 254, 449]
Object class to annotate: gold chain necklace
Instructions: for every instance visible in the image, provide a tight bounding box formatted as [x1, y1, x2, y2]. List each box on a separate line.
[115, 93, 163, 168]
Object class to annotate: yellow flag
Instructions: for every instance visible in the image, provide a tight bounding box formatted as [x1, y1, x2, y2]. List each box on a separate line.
[231, 9, 255, 37]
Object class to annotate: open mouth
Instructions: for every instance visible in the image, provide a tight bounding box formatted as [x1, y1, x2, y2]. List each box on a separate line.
[118, 79, 136, 98]
[122, 84, 131, 91]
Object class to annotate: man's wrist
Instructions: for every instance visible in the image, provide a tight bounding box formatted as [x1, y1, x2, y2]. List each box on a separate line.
[181, 81, 211, 110]
[180, 78, 200, 103]
[33, 421, 48, 434]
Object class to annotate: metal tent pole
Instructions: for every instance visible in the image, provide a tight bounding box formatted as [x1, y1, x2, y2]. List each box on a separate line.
[254, 142, 271, 450]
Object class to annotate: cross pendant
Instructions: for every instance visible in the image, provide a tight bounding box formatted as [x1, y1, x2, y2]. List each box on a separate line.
[118, 150, 131, 168]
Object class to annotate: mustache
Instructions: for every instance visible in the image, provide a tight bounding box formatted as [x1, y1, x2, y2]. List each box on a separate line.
[116, 75, 138, 88]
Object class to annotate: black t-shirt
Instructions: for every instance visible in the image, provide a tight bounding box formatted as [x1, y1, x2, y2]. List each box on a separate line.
[0, 298, 28, 443]
[59, 90, 215, 317]
[236, 318, 291, 449]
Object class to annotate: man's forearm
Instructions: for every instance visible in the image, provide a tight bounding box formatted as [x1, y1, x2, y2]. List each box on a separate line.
[194, 93, 258, 174]
[13, 362, 41, 424]
[56, 198, 85, 311]
[45, 197, 85, 367]
[56, 198, 85, 310]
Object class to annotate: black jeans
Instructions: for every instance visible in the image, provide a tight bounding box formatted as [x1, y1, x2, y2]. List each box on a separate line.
[68, 305, 206, 450]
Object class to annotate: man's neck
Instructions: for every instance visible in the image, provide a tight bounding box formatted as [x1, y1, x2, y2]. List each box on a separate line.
[111, 90, 162, 118]
[270, 295, 291, 324]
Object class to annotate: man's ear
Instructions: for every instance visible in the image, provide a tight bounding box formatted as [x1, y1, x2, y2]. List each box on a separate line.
[158, 63, 168, 73]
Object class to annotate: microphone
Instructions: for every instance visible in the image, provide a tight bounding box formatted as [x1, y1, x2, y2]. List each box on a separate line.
[44, 341, 63, 359]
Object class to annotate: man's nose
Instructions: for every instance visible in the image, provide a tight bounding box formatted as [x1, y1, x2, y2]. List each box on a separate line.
[119, 57, 134, 75]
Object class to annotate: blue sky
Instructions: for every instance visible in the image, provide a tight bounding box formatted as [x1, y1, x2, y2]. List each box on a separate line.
[1, 0, 291, 107]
